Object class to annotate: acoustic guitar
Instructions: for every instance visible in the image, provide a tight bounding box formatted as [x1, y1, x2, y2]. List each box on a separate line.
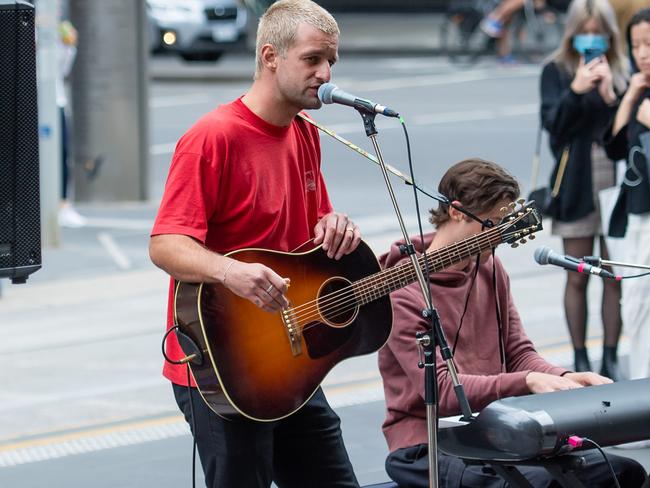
[174, 201, 542, 421]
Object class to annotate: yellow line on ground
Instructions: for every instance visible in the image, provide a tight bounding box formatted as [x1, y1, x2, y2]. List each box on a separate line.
[0, 414, 184, 453]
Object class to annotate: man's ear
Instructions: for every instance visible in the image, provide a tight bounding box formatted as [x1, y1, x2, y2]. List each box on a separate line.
[260, 44, 279, 72]
[448, 200, 465, 223]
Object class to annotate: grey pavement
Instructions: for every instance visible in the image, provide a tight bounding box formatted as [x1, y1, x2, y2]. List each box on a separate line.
[1, 205, 649, 487]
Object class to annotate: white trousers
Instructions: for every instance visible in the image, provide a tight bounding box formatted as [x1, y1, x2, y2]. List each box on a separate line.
[620, 214, 650, 379]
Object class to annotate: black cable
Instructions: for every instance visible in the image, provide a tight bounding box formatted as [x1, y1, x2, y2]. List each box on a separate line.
[620, 271, 650, 279]
[452, 254, 481, 355]
[491, 249, 506, 370]
[161, 327, 197, 488]
[186, 366, 197, 488]
[581, 437, 621, 488]
[161, 326, 184, 365]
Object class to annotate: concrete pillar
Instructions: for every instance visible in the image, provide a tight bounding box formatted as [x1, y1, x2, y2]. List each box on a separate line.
[69, 0, 149, 202]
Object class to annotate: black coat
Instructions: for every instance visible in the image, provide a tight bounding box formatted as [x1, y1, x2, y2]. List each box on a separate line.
[540, 62, 618, 222]
[604, 87, 650, 237]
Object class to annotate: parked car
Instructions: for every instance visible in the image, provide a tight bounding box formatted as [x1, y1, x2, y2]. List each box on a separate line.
[147, 0, 248, 62]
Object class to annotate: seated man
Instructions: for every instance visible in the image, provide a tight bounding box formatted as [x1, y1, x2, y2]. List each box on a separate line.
[378, 158, 647, 488]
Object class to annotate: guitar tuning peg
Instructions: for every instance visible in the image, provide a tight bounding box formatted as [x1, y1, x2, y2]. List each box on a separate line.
[511, 242, 519, 248]
[508, 202, 516, 209]
[528, 234, 536, 240]
[500, 206, 507, 214]
[519, 238, 527, 245]
[517, 198, 525, 205]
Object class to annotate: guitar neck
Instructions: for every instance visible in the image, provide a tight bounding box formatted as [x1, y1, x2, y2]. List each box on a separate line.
[354, 228, 503, 305]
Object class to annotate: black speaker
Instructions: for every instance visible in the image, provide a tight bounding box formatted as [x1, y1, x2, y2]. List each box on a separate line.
[0, 0, 41, 284]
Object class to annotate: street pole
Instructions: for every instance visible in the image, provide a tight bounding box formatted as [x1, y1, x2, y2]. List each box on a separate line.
[35, 0, 61, 247]
[69, 0, 149, 202]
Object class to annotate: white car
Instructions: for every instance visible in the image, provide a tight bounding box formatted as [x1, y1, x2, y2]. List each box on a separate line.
[147, 0, 248, 62]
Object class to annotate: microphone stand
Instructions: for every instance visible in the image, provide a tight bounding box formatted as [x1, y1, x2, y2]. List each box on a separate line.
[354, 109, 472, 488]
[583, 256, 650, 271]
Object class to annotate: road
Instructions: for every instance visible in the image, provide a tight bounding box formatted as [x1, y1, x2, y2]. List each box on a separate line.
[1, 53, 648, 487]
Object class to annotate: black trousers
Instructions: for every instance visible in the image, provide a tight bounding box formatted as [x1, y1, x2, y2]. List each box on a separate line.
[386, 444, 647, 488]
[173, 384, 360, 488]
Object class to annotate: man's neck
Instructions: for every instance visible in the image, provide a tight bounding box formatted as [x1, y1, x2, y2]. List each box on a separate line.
[241, 81, 299, 127]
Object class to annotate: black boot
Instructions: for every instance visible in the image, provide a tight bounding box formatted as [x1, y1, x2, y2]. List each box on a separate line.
[600, 346, 621, 381]
[574, 348, 592, 372]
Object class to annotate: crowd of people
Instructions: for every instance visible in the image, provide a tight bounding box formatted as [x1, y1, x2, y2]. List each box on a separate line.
[148, 0, 650, 486]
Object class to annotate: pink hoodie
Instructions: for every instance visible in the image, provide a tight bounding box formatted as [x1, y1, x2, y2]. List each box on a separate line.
[378, 232, 567, 453]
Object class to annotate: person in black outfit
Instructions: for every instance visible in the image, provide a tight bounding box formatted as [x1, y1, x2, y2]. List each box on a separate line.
[540, 0, 628, 380]
[605, 7, 650, 382]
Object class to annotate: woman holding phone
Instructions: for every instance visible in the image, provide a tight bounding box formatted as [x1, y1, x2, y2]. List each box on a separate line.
[540, 0, 628, 379]
[606, 8, 650, 382]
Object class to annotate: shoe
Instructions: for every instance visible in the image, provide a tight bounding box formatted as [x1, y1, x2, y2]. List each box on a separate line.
[498, 54, 519, 65]
[58, 204, 87, 228]
[574, 348, 592, 372]
[600, 345, 621, 381]
[480, 16, 504, 38]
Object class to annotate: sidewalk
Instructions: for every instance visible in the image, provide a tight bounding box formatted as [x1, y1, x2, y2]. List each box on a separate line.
[1, 203, 649, 485]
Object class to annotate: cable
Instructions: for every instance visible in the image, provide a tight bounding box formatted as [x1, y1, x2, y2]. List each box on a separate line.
[620, 271, 650, 280]
[161, 326, 197, 488]
[567, 436, 621, 488]
[187, 366, 197, 488]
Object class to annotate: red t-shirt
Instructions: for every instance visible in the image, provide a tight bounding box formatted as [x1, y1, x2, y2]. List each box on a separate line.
[152, 98, 333, 385]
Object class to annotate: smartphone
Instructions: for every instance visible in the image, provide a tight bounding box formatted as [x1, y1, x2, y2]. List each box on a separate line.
[584, 48, 605, 63]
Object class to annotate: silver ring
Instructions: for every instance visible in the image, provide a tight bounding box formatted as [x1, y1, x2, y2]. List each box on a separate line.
[265, 284, 274, 294]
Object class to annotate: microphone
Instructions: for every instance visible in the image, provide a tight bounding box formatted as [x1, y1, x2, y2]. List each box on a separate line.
[317, 83, 399, 118]
[534, 246, 621, 280]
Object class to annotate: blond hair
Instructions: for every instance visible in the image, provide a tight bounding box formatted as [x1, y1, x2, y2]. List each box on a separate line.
[549, 0, 629, 93]
[255, 0, 339, 79]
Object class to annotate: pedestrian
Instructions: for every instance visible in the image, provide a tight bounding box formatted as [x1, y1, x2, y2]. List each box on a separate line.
[56, 18, 86, 228]
[149, 1, 361, 486]
[540, 0, 628, 379]
[605, 7, 650, 382]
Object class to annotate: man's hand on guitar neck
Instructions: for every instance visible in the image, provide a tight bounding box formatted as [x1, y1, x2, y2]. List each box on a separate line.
[314, 212, 361, 260]
[220, 258, 290, 313]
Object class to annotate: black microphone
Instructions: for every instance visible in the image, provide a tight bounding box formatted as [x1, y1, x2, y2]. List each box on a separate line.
[534, 246, 621, 280]
[317, 83, 399, 118]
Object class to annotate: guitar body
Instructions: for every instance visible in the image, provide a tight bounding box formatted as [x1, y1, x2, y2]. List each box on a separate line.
[174, 240, 392, 422]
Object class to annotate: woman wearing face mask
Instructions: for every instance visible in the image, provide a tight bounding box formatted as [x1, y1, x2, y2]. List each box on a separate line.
[606, 8, 650, 382]
[540, 0, 628, 380]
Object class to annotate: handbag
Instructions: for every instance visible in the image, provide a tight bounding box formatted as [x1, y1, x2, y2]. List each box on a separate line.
[527, 121, 569, 217]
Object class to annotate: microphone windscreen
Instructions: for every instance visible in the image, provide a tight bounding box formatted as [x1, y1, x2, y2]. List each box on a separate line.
[318, 83, 337, 104]
[534, 246, 552, 265]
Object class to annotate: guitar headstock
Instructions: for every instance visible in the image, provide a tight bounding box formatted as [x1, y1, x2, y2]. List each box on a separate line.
[498, 199, 543, 248]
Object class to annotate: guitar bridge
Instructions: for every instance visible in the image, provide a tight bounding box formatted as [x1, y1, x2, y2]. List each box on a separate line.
[281, 305, 302, 357]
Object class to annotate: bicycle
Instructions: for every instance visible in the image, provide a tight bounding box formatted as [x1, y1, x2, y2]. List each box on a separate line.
[439, 0, 567, 64]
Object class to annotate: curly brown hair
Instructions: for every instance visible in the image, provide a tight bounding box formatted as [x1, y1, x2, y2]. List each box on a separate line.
[429, 158, 520, 227]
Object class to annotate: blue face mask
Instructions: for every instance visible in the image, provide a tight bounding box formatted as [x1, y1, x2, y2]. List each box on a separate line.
[573, 34, 609, 57]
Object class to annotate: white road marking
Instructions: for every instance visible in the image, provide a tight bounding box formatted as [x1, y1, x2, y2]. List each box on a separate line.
[97, 232, 132, 270]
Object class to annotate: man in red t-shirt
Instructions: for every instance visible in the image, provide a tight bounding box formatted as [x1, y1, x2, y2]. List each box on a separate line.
[149, 1, 361, 486]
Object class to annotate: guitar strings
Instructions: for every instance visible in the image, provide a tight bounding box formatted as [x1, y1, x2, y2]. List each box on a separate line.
[285, 217, 531, 328]
[287, 222, 516, 325]
[291, 226, 528, 335]
[290, 230, 502, 327]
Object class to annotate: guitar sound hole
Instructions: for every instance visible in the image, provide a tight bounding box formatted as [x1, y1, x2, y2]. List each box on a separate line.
[318, 277, 357, 327]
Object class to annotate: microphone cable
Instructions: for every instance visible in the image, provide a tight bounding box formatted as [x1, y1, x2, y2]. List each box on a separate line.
[567, 435, 621, 488]
[161, 326, 198, 488]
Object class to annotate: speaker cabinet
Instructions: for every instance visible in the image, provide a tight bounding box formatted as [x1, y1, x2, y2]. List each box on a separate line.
[0, 1, 41, 284]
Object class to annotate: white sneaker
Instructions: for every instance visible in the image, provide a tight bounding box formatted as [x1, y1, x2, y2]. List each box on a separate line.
[58, 205, 87, 228]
